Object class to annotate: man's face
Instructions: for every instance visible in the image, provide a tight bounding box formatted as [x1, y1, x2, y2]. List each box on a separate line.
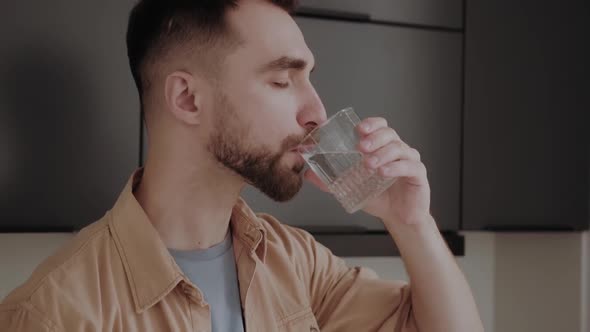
[206, 0, 326, 201]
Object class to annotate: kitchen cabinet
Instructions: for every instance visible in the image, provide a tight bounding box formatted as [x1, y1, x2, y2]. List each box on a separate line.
[462, 0, 590, 230]
[0, 0, 140, 231]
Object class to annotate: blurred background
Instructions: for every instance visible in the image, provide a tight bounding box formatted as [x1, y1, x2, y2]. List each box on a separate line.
[1, 1, 588, 331]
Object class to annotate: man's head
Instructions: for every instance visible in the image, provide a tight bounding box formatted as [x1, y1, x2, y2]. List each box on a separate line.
[126, 0, 327, 201]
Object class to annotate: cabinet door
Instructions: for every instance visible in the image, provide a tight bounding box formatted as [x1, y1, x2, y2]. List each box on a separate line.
[0, 0, 140, 231]
[298, 0, 463, 29]
[241, 17, 463, 231]
[463, 0, 590, 230]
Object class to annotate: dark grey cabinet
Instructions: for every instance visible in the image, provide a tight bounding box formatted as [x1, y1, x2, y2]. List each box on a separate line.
[298, 0, 463, 29]
[463, 0, 590, 230]
[0, 1, 140, 231]
[240, 17, 463, 231]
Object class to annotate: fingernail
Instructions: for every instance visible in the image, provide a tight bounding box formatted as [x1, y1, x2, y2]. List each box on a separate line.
[363, 140, 372, 149]
[362, 123, 370, 131]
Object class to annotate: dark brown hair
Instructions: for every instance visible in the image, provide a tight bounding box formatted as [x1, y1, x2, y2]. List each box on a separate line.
[126, 0, 298, 111]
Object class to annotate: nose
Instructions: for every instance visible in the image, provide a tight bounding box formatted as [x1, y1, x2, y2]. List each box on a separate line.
[297, 85, 327, 132]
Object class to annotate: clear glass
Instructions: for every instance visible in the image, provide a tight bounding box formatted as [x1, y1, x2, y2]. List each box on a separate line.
[298, 107, 397, 213]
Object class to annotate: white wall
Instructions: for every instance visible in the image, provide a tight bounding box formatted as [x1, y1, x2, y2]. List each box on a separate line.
[1, 232, 587, 332]
[0, 233, 72, 298]
[494, 233, 585, 332]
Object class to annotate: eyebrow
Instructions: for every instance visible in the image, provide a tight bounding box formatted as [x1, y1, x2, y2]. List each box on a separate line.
[258, 56, 315, 73]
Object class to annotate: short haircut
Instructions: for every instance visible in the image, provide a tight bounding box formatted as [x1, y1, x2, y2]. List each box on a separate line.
[126, 0, 299, 111]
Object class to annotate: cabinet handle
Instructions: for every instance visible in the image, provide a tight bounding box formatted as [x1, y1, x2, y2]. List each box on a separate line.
[296, 6, 371, 22]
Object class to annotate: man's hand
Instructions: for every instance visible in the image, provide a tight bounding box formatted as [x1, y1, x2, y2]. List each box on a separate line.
[304, 117, 484, 331]
[304, 116, 431, 228]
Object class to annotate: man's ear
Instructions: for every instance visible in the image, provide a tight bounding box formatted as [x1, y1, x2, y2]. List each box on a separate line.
[164, 71, 203, 125]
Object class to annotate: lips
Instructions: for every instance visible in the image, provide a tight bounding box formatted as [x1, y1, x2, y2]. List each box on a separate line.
[286, 150, 306, 171]
[295, 152, 305, 163]
[293, 161, 306, 174]
[294, 144, 316, 154]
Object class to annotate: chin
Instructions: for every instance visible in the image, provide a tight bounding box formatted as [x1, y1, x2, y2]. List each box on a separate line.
[270, 173, 304, 202]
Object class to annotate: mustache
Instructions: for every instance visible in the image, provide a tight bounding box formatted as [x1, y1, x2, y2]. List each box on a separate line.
[281, 129, 313, 153]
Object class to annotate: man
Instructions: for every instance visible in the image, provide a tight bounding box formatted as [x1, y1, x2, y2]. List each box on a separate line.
[0, 0, 483, 331]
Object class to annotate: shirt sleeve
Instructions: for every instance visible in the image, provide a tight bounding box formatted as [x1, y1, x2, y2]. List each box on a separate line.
[290, 227, 419, 332]
[0, 302, 58, 332]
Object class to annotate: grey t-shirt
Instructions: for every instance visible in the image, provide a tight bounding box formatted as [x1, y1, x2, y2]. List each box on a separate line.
[169, 232, 244, 332]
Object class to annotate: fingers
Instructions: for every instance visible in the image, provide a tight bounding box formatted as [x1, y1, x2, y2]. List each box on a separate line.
[355, 117, 424, 184]
[364, 141, 420, 169]
[358, 127, 401, 153]
[358, 122, 420, 166]
[311, 115, 427, 190]
[357, 117, 392, 135]
[378, 159, 428, 185]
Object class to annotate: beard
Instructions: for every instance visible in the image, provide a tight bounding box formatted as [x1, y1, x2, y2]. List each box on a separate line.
[207, 93, 308, 202]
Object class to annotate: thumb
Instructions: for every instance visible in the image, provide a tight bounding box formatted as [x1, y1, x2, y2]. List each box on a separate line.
[304, 169, 330, 193]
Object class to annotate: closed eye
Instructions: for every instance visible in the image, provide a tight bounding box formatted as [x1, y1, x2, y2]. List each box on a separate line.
[273, 81, 290, 88]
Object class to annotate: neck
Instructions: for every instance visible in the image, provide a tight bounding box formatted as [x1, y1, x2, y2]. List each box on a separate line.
[135, 150, 244, 251]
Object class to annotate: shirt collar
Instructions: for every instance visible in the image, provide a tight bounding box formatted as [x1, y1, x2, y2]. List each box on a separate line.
[108, 168, 267, 313]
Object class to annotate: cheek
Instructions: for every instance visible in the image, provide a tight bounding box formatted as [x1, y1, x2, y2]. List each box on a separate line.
[249, 125, 284, 153]
[240, 82, 299, 141]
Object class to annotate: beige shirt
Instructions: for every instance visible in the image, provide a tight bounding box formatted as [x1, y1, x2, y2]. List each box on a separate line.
[0, 170, 417, 331]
